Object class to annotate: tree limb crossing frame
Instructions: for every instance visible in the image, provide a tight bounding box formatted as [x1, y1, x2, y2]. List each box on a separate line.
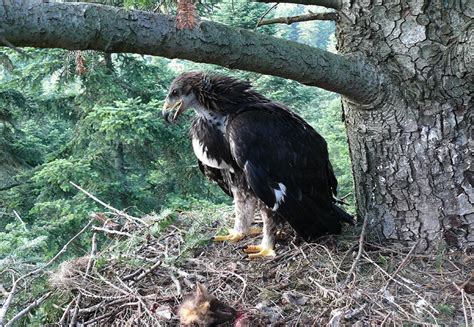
[0, 1, 379, 104]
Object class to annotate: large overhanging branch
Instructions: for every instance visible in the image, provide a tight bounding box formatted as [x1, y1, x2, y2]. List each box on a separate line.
[253, 0, 342, 10]
[0, 2, 379, 104]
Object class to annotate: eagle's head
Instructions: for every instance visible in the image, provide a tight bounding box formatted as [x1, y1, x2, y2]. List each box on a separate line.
[162, 71, 205, 123]
[162, 71, 266, 123]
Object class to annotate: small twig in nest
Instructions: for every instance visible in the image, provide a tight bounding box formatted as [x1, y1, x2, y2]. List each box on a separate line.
[70, 233, 97, 325]
[364, 253, 439, 315]
[453, 282, 473, 327]
[343, 215, 368, 286]
[384, 240, 419, 286]
[58, 299, 75, 326]
[92, 226, 133, 238]
[129, 260, 162, 286]
[170, 273, 182, 296]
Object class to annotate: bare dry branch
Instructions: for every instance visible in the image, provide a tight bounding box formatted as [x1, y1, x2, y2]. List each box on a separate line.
[257, 12, 338, 27]
[91, 226, 133, 238]
[253, 0, 342, 10]
[70, 182, 146, 226]
[12, 210, 27, 232]
[4, 292, 52, 327]
[70, 233, 97, 325]
[255, 3, 278, 29]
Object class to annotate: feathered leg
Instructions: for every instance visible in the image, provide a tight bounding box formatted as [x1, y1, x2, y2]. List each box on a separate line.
[214, 187, 259, 243]
[243, 206, 276, 258]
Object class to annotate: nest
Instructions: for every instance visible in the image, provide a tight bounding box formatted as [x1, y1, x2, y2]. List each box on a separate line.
[54, 207, 473, 326]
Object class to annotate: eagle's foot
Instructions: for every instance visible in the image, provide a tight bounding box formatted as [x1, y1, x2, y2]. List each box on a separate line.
[243, 245, 262, 253]
[243, 245, 276, 259]
[214, 231, 245, 243]
[248, 226, 262, 235]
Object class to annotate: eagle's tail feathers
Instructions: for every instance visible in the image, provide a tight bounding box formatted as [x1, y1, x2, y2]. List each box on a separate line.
[243, 161, 353, 241]
[331, 203, 355, 226]
[278, 192, 353, 241]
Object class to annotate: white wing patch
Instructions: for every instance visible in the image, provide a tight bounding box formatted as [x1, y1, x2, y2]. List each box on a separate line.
[272, 183, 287, 211]
[192, 138, 233, 170]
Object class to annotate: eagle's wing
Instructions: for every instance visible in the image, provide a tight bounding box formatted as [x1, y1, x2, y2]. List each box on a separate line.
[198, 161, 232, 197]
[227, 103, 352, 240]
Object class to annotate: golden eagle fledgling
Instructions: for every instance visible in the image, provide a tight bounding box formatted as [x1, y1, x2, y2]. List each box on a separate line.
[163, 72, 353, 258]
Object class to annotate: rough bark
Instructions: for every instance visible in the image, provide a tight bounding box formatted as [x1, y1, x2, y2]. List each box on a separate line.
[0, 1, 378, 104]
[338, 0, 473, 251]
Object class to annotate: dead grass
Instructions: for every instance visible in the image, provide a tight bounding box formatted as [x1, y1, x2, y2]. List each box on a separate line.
[46, 207, 473, 326]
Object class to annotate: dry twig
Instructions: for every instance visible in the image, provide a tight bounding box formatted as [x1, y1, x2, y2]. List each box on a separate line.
[255, 3, 278, 29]
[343, 215, 369, 286]
[4, 292, 52, 327]
[12, 210, 27, 232]
[70, 182, 146, 226]
[257, 12, 338, 27]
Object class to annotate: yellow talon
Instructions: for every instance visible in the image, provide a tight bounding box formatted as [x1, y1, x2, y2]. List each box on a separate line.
[248, 247, 276, 259]
[214, 231, 245, 243]
[243, 245, 262, 253]
[248, 226, 262, 235]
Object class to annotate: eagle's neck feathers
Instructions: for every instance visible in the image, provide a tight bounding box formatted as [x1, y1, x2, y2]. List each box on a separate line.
[192, 101, 228, 134]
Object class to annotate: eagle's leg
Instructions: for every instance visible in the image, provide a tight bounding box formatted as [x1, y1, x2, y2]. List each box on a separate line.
[244, 207, 276, 258]
[214, 188, 257, 243]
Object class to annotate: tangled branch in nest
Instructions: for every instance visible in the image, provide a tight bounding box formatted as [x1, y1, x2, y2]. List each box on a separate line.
[2, 201, 473, 326]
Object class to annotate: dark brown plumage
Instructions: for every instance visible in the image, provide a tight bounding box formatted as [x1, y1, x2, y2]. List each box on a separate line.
[163, 72, 353, 258]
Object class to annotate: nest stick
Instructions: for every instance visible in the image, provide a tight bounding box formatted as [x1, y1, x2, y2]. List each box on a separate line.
[344, 215, 368, 286]
[70, 182, 146, 225]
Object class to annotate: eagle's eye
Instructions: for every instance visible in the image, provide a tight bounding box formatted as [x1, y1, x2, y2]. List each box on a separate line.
[171, 89, 178, 96]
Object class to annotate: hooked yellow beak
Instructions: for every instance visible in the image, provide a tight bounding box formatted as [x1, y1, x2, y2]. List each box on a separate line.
[162, 99, 184, 123]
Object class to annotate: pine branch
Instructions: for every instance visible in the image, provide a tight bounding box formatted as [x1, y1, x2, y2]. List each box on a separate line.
[0, 182, 21, 192]
[257, 12, 338, 27]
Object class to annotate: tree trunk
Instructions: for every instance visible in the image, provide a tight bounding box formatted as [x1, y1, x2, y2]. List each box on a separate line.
[337, 0, 473, 251]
